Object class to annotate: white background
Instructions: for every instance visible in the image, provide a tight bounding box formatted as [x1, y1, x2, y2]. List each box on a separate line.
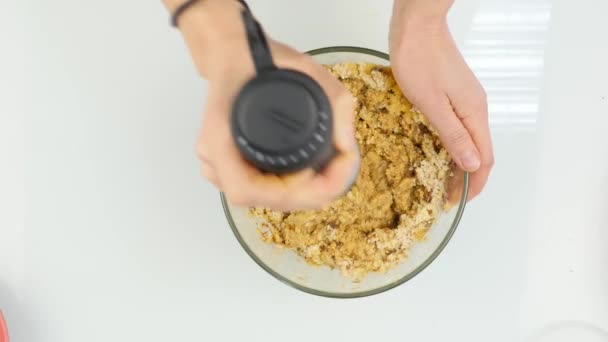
[1, 0, 607, 341]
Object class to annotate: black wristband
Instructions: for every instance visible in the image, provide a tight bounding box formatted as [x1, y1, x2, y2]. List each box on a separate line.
[171, 0, 250, 28]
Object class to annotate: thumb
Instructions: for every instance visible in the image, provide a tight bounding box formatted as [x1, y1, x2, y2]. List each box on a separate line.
[331, 90, 358, 153]
[420, 96, 481, 172]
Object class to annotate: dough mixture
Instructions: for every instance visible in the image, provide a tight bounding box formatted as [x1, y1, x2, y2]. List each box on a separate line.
[251, 62, 453, 281]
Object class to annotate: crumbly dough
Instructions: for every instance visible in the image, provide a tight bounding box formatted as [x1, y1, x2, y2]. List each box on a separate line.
[251, 62, 452, 281]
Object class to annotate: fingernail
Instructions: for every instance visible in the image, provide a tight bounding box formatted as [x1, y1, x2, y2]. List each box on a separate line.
[461, 150, 481, 171]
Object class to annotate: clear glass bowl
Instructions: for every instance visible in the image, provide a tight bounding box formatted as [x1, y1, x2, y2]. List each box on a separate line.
[221, 46, 469, 298]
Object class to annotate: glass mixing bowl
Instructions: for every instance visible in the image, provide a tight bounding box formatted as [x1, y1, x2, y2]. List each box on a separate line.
[221, 46, 469, 298]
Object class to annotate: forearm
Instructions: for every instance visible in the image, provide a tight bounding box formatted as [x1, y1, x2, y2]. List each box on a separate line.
[390, 0, 453, 40]
[393, 0, 453, 26]
[162, 0, 243, 40]
[161, 0, 234, 14]
[161, 0, 246, 78]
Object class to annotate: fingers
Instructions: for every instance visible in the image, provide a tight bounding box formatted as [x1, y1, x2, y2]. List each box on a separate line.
[389, 23, 494, 202]
[319, 73, 358, 154]
[220, 158, 289, 209]
[447, 168, 465, 205]
[447, 72, 494, 201]
[194, 42, 360, 211]
[416, 91, 494, 202]
[458, 101, 494, 201]
[331, 92, 358, 153]
[467, 166, 491, 201]
[200, 161, 220, 188]
[197, 113, 358, 211]
[197, 99, 323, 211]
[219, 146, 358, 211]
[294, 149, 360, 208]
[417, 94, 481, 172]
[198, 105, 291, 209]
[290, 64, 359, 208]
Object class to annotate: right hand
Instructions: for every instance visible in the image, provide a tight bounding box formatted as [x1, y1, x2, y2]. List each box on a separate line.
[171, 0, 359, 211]
[389, 0, 494, 200]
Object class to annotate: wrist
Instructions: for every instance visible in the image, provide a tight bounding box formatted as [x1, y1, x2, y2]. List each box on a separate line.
[175, 0, 244, 40]
[391, 0, 451, 40]
[393, 0, 452, 24]
[169, 0, 250, 77]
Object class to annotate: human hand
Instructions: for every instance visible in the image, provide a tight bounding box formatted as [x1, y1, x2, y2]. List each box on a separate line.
[169, 0, 359, 210]
[389, 0, 494, 200]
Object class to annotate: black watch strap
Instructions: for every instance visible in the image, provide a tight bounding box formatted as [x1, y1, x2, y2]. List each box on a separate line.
[171, 0, 250, 28]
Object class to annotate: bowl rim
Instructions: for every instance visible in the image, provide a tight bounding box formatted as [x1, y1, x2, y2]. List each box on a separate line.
[221, 46, 469, 298]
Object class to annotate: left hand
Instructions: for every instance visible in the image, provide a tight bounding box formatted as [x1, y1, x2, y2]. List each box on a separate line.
[166, 0, 359, 211]
[389, 0, 494, 201]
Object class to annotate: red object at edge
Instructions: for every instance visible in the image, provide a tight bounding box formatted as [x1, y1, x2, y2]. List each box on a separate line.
[0, 310, 8, 342]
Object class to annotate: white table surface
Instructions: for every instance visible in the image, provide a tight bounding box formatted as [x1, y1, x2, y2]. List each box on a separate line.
[2, 0, 607, 341]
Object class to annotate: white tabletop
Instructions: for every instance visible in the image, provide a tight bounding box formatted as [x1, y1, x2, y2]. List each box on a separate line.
[2, 0, 607, 341]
